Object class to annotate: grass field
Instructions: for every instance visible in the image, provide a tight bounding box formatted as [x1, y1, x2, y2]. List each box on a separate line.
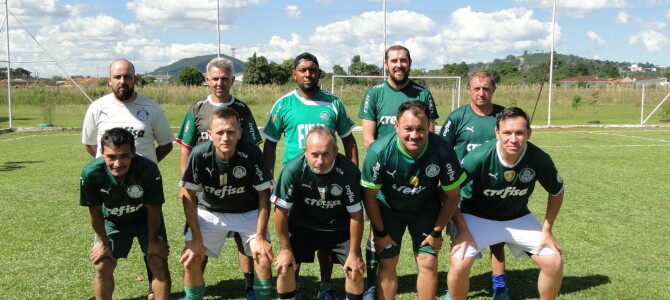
[0, 127, 669, 299]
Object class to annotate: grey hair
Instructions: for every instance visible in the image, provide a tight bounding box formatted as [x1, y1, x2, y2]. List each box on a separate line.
[305, 125, 338, 150]
[206, 57, 234, 77]
[467, 70, 496, 88]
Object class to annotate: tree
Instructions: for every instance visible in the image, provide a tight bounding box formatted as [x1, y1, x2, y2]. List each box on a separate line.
[268, 61, 292, 85]
[136, 74, 156, 86]
[178, 66, 205, 86]
[442, 62, 469, 78]
[332, 65, 346, 75]
[243, 52, 271, 84]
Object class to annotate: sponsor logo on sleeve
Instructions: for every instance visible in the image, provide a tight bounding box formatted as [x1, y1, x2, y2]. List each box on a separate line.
[371, 162, 381, 181]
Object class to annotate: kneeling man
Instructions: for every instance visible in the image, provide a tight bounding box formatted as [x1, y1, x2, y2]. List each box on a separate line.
[272, 125, 365, 300]
[179, 108, 274, 300]
[447, 107, 564, 300]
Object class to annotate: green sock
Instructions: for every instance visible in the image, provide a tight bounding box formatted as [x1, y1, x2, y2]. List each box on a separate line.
[253, 277, 272, 300]
[184, 284, 205, 300]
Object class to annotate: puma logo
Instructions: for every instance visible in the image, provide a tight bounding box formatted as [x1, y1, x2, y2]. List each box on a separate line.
[100, 188, 111, 195]
[465, 126, 475, 133]
[488, 173, 498, 180]
[205, 167, 214, 177]
[386, 170, 397, 178]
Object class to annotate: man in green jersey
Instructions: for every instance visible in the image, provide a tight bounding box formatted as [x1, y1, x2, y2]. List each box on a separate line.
[357, 45, 439, 299]
[79, 128, 171, 300]
[446, 107, 564, 300]
[179, 108, 274, 300]
[273, 126, 365, 300]
[175, 57, 262, 299]
[439, 71, 509, 300]
[361, 101, 468, 300]
[263, 52, 359, 298]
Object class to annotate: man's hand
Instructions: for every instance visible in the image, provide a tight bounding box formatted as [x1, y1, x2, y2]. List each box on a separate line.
[536, 231, 563, 260]
[90, 240, 114, 264]
[252, 237, 274, 264]
[420, 234, 443, 253]
[147, 237, 170, 261]
[274, 248, 297, 276]
[180, 239, 205, 265]
[343, 252, 365, 281]
[450, 229, 477, 260]
[372, 235, 397, 254]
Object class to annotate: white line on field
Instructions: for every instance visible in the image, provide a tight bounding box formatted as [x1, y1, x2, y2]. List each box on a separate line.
[540, 144, 670, 148]
[0, 133, 80, 142]
[589, 132, 670, 143]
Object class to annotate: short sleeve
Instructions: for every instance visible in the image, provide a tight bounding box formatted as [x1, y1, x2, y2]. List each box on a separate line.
[180, 150, 203, 191]
[79, 169, 101, 207]
[175, 110, 197, 149]
[537, 155, 564, 196]
[242, 112, 263, 145]
[334, 99, 355, 138]
[439, 115, 456, 146]
[358, 88, 377, 121]
[262, 100, 284, 142]
[251, 146, 273, 191]
[152, 109, 175, 146]
[82, 104, 98, 146]
[143, 165, 166, 205]
[424, 91, 439, 120]
[270, 162, 299, 209]
[360, 145, 384, 189]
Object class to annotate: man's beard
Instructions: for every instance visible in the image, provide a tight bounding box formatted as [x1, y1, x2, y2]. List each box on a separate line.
[389, 70, 409, 86]
[114, 85, 134, 101]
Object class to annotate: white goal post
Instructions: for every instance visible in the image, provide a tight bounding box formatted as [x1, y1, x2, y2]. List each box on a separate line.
[330, 75, 462, 112]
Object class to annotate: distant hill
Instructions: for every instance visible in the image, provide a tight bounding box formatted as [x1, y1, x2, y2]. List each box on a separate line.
[151, 54, 244, 75]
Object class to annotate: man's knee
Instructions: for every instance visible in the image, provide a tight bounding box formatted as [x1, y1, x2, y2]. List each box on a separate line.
[449, 256, 474, 275]
[415, 253, 438, 272]
[148, 254, 170, 276]
[95, 258, 117, 274]
[538, 255, 563, 276]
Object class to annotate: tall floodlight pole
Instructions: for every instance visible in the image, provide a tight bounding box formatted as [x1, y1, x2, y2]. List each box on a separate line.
[5, 0, 11, 128]
[383, 0, 387, 77]
[547, 0, 556, 127]
[216, 0, 221, 57]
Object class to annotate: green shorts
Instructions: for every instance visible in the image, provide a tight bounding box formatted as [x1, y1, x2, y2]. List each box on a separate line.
[95, 217, 168, 259]
[378, 205, 439, 260]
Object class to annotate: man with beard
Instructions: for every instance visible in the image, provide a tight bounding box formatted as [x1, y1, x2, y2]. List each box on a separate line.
[357, 45, 439, 299]
[82, 59, 174, 299]
[83, 59, 174, 164]
[263, 52, 359, 300]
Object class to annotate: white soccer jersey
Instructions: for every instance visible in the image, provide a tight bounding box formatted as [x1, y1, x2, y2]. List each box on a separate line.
[82, 93, 174, 163]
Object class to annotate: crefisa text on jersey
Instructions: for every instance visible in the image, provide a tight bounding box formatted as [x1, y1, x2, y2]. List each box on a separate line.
[204, 185, 246, 198]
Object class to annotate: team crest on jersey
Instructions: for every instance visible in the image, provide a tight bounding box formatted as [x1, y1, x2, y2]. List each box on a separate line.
[425, 164, 440, 177]
[136, 108, 149, 121]
[127, 185, 144, 198]
[318, 187, 326, 200]
[232, 166, 246, 178]
[504, 171, 516, 182]
[319, 111, 330, 121]
[409, 176, 420, 186]
[330, 184, 343, 196]
[519, 168, 535, 183]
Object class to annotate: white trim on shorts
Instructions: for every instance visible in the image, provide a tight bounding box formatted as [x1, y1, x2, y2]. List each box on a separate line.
[451, 213, 557, 259]
[185, 208, 269, 258]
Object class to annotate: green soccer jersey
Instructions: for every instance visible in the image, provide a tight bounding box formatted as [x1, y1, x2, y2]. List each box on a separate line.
[360, 133, 466, 215]
[175, 96, 262, 149]
[358, 80, 439, 140]
[262, 88, 356, 165]
[79, 155, 165, 227]
[439, 104, 506, 161]
[180, 139, 273, 213]
[461, 141, 564, 221]
[271, 154, 362, 232]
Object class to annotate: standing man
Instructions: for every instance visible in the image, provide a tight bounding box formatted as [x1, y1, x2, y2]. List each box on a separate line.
[179, 108, 274, 300]
[82, 58, 174, 299]
[439, 71, 509, 299]
[175, 57, 262, 299]
[263, 52, 358, 299]
[357, 45, 439, 299]
[272, 126, 365, 300]
[79, 128, 171, 300]
[82, 59, 174, 164]
[361, 101, 468, 300]
[446, 107, 564, 300]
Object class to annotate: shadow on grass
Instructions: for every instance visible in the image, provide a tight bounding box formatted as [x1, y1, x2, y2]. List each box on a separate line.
[0, 160, 43, 171]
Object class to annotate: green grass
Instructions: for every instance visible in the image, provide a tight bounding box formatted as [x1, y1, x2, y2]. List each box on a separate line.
[0, 128, 669, 299]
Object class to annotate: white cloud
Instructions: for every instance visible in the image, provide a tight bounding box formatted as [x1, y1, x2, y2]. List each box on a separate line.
[636, 18, 667, 30]
[284, 5, 302, 19]
[9, 0, 85, 28]
[617, 11, 629, 24]
[126, 0, 262, 30]
[517, 0, 627, 18]
[586, 31, 607, 46]
[315, 0, 332, 3]
[628, 30, 670, 52]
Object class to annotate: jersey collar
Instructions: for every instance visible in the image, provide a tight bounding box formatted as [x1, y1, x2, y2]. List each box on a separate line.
[495, 140, 528, 168]
[395, 135, 428, 160]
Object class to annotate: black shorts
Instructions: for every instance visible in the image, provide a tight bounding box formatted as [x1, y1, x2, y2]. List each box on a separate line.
[289, 225, 350, 265]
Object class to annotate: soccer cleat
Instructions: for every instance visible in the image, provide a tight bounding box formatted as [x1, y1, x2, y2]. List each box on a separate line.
[492, 289, 510, 300]
[362, 287, 376, 300]
[246, 290, 256, 300]
[317, 289, 338, 300]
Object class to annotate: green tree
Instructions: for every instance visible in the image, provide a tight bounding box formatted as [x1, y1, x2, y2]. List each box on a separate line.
[442, 62, 469, 79]
[332, 65, 346, 75]
[135, 74, 156, 86]
[268, 61, 292, 85]
[243, 52, 270, 84]
[178, 66, 205, 86]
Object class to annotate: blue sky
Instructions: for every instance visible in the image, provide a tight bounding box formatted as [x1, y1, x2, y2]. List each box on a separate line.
[3, 0, 670, 77]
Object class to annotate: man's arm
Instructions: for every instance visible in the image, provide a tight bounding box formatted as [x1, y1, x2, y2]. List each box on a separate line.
[87, 206, 114, 263]
[84, 145, 97, 158]
[341, 135, 359, 166]
[273, 206, 296, 276]
[155, 142, 173, 163]
[180, 187, 205, 264]
[253, 189, 274, 263]
[179, 146, 192, 175]
[361, 119, 377, 148]
[429, 119, 436, 134]
[343, 210, 365, 280]
[145, 203, 169, 260]
[537, 190, 564, 258]
[263, 140, 278, 176]
[362, 187, 396, 253]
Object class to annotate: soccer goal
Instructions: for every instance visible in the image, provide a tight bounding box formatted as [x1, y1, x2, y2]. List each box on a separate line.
[330, 75, 462, 112]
